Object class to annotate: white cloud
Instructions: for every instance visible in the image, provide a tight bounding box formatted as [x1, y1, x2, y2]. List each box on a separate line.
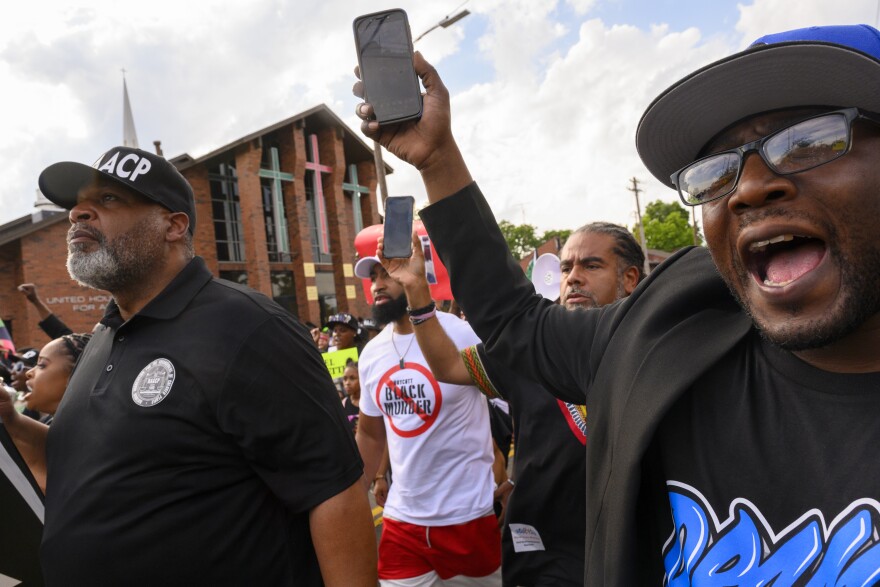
[0, 0, 472, 224]
[566, 0, 599, 16]
[736, 0, 877, 46]
[442, 18, 730, 231]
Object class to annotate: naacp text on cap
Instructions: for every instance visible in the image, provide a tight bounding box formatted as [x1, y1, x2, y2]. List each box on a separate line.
[96, 151, 152, 182]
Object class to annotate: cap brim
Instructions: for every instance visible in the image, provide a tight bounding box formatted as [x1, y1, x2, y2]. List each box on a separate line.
[38, 160, 171, 213]
[38, 162, 102, 209]
[636, 41, 880, 187]
[354, 256, 381, 279]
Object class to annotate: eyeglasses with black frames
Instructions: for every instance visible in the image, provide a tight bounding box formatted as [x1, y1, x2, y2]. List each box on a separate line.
[671, 107, 880, 206]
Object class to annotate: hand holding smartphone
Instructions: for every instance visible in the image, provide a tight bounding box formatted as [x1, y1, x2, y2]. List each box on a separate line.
[383, 196, 415, 258]
[353, 9, 422, 125]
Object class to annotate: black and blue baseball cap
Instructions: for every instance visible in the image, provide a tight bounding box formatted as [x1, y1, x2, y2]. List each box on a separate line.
[326, 313, 359, 331]
[38, 146, 196, 234]
[637, 24, 880, 187]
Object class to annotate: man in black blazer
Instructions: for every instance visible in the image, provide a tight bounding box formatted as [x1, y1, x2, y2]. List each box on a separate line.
[356, 24, 880, 585]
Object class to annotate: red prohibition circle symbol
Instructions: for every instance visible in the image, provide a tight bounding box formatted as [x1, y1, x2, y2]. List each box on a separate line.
[375, 362, 442, 438]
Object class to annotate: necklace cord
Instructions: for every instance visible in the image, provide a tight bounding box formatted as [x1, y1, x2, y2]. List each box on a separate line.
[391, 330, 416, 368]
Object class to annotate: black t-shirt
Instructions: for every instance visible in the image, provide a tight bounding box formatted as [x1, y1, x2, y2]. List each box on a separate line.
[0, 424, 44, 586]
[42, 258, 363, 586]
[645, 331, 880, 585]
[478, 346, 586, 587]
[488, 398, 513, 465]
[341, 396, 359, 434]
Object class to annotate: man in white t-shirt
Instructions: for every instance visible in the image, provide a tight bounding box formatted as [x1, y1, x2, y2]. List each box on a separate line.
[355, 255, 501, 586]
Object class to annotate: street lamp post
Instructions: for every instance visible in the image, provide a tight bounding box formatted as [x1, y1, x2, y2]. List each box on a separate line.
[414, 9, 471, 43]
[372, 8, 471, 214]
[372, 139, 390, 213]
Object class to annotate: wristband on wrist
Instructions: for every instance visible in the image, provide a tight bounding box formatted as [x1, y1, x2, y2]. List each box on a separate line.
[374, 474, 386, 482]
[505, 478, 515, 487]
[410, 308, 437, 326]
[407, 301, 436, 316]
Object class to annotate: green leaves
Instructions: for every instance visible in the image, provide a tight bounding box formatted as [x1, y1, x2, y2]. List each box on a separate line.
[634, 200, 703, 251]
[498, 221, 572, 259]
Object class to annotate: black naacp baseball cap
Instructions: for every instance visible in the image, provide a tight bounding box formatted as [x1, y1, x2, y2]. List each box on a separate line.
[38, 146, 196, 234]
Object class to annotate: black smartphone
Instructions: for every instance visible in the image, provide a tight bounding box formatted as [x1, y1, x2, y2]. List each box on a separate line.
[383, 196, 414, 258]
[353, 9, 422, 125]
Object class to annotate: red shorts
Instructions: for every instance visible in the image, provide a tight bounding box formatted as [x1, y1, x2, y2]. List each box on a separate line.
[378, 514, 502, 580]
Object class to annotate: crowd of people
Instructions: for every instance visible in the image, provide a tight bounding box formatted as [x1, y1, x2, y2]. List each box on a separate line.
[1, 20, 879, 587]
[1, 285, 88, 431]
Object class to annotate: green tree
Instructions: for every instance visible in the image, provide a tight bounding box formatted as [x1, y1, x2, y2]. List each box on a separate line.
[634, 200, 703, 251]
[498, 220, 541, 259]
[540, 229, 572, 246]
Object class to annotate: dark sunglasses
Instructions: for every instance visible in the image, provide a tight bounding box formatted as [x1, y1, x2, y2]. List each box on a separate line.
[671, 108, 880, 206]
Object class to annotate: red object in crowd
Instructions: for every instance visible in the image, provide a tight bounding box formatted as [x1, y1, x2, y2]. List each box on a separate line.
[0, 318, 15, 355]
[354, 222, 453, 303]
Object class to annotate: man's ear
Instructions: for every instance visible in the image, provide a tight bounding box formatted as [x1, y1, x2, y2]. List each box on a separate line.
[622, 265, 641, 295]
[165, 212, 190, 243]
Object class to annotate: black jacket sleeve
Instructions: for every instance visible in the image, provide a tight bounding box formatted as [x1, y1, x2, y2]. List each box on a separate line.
[38, 314, 73, 339]
[420, 183, 616, 405]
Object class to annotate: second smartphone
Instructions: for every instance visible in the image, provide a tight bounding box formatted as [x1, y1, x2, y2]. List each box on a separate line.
[383, 196, 415, 258]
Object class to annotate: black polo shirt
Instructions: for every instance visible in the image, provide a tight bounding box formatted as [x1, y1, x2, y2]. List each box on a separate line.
[42, 257, 363, 586]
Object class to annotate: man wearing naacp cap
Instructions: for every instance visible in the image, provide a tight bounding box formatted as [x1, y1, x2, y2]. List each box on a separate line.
[0, 146, 377, 586]
[356, 24, 880, 583]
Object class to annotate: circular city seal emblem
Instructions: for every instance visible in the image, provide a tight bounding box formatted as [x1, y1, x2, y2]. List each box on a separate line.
[131, 358, 176, 407]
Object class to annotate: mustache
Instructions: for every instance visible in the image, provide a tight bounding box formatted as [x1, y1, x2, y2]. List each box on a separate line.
[565, 286, 594, 299]
[564, 286, 598, 308]
[67, 223, 105, 245]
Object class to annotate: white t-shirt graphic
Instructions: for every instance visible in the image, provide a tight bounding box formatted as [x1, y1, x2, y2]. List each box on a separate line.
[359, 312, 494, 525]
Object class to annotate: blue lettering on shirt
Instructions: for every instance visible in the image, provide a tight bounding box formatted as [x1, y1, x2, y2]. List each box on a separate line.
[663, 481, 880, 585]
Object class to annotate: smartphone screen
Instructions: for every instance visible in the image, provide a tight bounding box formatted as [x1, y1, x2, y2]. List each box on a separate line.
[383, 196, 414, 258]
[354, 9, 422, 125]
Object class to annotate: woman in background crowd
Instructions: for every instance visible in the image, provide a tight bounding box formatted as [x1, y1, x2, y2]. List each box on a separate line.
[341, 359, 360, 436]
[25, 333, 91, 424]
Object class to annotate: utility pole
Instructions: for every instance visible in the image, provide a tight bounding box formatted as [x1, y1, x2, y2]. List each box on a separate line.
[691, 206, 699, 246]
[628, 177, 651, 276]
[373, 140, 389, 214]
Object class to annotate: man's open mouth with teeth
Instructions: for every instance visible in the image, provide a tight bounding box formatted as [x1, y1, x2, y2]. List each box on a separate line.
[747, 234, 827, 287]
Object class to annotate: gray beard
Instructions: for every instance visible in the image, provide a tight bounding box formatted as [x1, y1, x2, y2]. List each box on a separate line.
[68, 245, 120, 291]
[562, 281, 625, 311]
[67, 216, 164, 292]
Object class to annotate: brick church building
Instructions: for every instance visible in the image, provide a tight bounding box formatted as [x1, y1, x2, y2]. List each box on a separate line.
[0, 104, 386, 348]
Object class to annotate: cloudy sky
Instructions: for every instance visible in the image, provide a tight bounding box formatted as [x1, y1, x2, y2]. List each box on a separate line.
[1, 0, 878, 233]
